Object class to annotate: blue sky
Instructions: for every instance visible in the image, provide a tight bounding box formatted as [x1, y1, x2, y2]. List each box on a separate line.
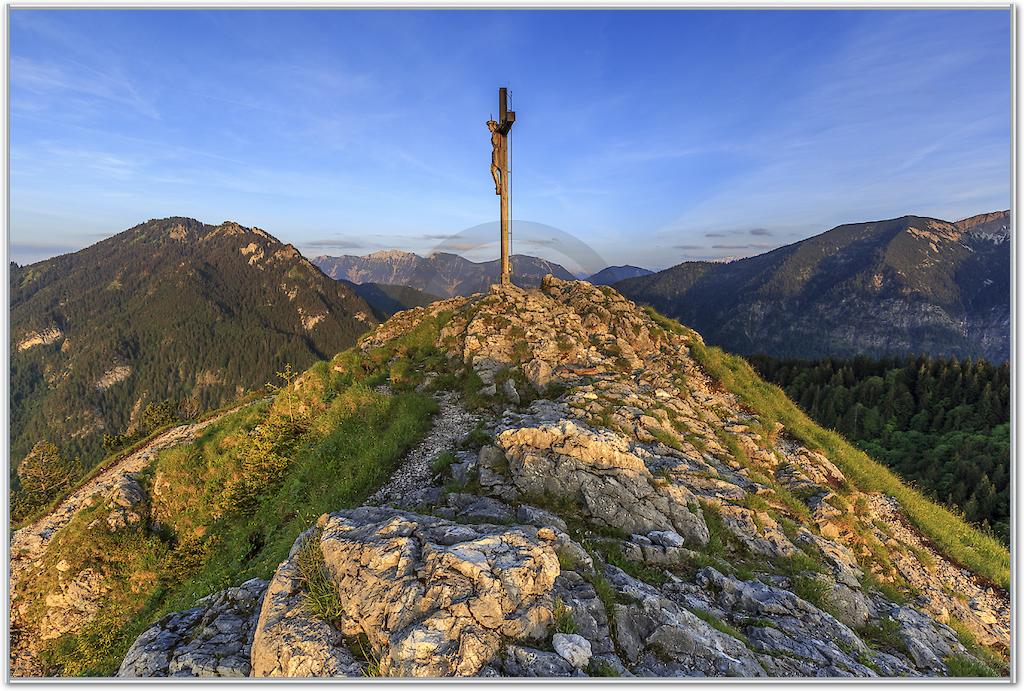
[9, 9, 1011, 271]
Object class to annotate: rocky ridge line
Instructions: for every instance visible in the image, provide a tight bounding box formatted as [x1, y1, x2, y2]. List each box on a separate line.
[67, 278, 1012, 677]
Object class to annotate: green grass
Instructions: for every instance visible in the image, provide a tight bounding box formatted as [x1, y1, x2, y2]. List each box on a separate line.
[586, 659, 621, 677]
[689, 607, 749, 645]
[430, 451, 457, 476]
[346, 633, 383, 677]
[552, 597, 577, 635]
[945, 654, 998, 678]
[653, 314, 1011, 590]
[642, 305, 694, 339]
[858, 616, 908, 656]
[789, 574, 838, 617]
[32, 372, 437, 676]
[597, 540, 668, 586]
[458, 421, 493, 449]
[649, 425, 684, 452]
[295, 527, 344, 623]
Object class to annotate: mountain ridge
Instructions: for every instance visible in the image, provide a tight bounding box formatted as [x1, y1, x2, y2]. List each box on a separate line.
[616, 211, 1010, 362]
[10, 216, 376, 476]
[313, 250, 577, 298]
[586, 264, 653, 285]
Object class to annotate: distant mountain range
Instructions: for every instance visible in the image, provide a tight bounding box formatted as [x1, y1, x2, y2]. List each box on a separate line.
[312, 250, 576, 298]
[586, 265, 653, 285]
[10, 217, 376, 469]
[617, 211, 1010, 362]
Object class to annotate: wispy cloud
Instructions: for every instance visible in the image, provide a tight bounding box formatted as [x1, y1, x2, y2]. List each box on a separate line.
[12, 56, 159, 119]
[8, 10, 1009, 270]
[301, 237, 365, 250]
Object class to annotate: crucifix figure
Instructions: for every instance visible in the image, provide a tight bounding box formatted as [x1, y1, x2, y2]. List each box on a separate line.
[488, 120, 503, 195]
[489, 87, 515, 285]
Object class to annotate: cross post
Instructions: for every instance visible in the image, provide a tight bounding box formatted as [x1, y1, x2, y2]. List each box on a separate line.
[492, 87, 515, 285]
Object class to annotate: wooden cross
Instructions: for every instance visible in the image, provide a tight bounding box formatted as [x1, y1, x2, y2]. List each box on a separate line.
[492, 87, 515, 285]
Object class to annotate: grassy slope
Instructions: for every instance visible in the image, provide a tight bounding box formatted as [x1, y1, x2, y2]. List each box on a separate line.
[32, 311, 457, 676]
[33, 363, 436, 675]
[643, 308, 1009, 590]
[12, 392, 265, 531]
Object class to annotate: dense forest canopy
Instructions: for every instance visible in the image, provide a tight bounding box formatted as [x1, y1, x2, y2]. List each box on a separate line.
[750, 354, 1010, 543]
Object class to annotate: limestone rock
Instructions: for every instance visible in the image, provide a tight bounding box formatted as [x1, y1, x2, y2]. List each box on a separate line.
[500, 645, 575, 677]
[250, 528, 364, 677]
[552, 633, 592, 669]
[105, 474, 147, 531]
[495, 403, 708, 544]
[119, 579, 268, 677]
[39, 568, 108, 641]
[252, 508, 561, 677]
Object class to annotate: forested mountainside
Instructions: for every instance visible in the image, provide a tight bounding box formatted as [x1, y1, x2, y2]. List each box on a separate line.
[586, 265, 653, 285]
[9, 217, 375, 492]
[313, 250, 575, 297]
[11, 278, 1007, 679]
[616, 212, 1010, 362]
[750, 355, 1009, 544]
[346, 281, 439, 319]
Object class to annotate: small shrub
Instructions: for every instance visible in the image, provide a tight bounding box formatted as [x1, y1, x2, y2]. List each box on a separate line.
[296, 528, 343, 623]
[791, 574, 834, 614]
[141, 400, 178, 433]
[430, 451, 457, 476]
[552, 597, 577, 635]
[16, 441, 79, 509]
[945, 654, 997, 678]
[586, 659, 621, 677]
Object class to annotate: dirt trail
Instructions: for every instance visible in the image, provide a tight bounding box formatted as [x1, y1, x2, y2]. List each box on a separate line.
[365, 391, 483, 507]
[10, 404, 255, 589]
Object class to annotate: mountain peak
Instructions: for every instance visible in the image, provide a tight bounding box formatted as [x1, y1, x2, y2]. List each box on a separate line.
[956, 210, 1010, 244]
[96, 274, 1006, 679]
[314, 250, 577, 298]
[9, 216, 377, 476]
[366, 249, 419, 261]
[617, 210, 1010, 361]
[955, 209, 1010, 231]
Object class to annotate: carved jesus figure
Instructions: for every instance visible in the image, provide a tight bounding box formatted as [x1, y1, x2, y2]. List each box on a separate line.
[488, 119, 503, 195]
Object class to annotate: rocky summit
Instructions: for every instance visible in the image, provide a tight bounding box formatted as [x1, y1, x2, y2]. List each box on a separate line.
[14, 277, 1008, 678]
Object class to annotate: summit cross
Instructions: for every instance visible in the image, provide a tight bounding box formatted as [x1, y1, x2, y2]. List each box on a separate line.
[488, 87, 516, 286]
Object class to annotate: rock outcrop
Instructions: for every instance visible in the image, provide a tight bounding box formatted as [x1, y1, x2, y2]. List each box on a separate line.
[24, 277, 1009, 678]
[252, 508, 561, 677]
[118, 579, 268, 677]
